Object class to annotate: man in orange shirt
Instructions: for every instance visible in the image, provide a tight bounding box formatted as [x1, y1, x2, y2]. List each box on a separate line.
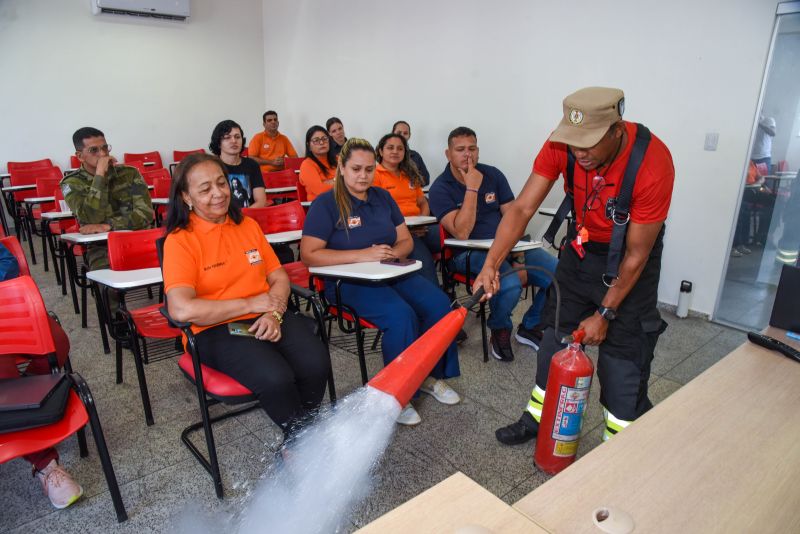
[248, 111, 298, 173]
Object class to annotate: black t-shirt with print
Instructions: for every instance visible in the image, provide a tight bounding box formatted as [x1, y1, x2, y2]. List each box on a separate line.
[224, 157, 264, 208]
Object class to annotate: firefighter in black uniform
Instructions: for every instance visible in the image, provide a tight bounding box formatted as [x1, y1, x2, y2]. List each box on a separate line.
[474, 87, 676, 444]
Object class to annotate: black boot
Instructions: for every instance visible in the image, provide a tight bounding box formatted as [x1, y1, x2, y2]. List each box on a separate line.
[495, 411, 538, 445]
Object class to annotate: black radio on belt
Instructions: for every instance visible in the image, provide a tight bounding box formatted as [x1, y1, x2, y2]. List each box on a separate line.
[605, 197, 617, 220]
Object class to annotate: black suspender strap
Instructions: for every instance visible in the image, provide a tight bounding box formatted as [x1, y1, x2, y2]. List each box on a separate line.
[542, 150, 575, 246]
[603, 123, 651, 286]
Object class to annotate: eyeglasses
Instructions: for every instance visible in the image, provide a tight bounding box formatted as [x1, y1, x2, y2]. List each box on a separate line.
[585, 175, 607, 211]
[310, 136, 329, 145]
[83, 144, 111, 155]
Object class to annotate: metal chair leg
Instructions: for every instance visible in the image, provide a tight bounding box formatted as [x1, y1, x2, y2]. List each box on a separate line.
[480, 301, 488, 362]
[130, 331, 155, 426]
[72, 374, 128, 522]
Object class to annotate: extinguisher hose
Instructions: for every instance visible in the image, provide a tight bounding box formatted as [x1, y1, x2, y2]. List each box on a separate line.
[457, 265, 563, 346]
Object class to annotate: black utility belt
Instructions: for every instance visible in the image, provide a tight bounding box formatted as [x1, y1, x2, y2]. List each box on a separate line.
[582, 241, 610, 255]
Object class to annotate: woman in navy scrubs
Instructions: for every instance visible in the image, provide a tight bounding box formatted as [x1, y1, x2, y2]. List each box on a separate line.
[301, 138, 460, 426]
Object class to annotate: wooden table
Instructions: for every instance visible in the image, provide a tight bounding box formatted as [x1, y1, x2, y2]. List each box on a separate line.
[513, 328, 800, 534]
[356, 472, 547, 533]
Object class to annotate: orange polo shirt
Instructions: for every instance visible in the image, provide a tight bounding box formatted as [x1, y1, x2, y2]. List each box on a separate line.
[372, 164, 424, 216]
[299, 158, 335, 200]
[162, 213, 282, 334]
[248, 131, 298, 172]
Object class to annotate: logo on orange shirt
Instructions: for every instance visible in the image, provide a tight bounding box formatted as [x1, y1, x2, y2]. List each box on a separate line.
[485, 192, 496, 204]
[263, 144, 270, 150]
[245, 249, 262, 265]
[347, 216, 362, 229]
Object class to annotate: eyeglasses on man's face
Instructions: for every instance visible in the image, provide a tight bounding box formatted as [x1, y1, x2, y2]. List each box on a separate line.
[83, 144, 112, 156]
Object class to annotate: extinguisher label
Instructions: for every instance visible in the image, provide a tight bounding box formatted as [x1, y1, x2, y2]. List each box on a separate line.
[551, 383, 590, 454]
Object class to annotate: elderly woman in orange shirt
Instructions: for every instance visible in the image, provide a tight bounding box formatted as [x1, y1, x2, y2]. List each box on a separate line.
[373, 132, 440, 285]
[298, 125, 337, 202]
[162, 153, 330, 441]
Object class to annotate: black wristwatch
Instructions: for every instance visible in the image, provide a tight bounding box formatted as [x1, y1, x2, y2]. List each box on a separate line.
[598, 306, 617, 321]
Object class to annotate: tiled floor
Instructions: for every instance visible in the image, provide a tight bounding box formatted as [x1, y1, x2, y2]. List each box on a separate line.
[0, 236, 747, 533]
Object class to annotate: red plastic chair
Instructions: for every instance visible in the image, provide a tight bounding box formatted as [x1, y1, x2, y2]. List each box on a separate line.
[141, 167, 170, 187]
[173, 149, 204, 162]
[296, 180, 309, 203]
[151, 173, 172, 226]
[123, 151, 163, 170]
[6, 159, 53, 173]
[284, 156, 305, 172]
[125, 160, 147, 174]
[69, 155, 81, 170]
[10, 166, 63, 266]
[243, 200, 305, 235]
[263, 169, 299, 203]
[439, 225, 490, 361]
[170, 149, 205, 176]
[242, 202, 305, 286]
[310, 275, 379, 384]
[0, 276, 127, 523]
[105, 228, 177, 426]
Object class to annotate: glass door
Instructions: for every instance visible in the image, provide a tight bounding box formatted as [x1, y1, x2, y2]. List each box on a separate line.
[715, 5, 800, 330]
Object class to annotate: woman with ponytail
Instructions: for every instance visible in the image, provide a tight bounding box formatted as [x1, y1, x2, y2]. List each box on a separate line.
[301, 138, 461, 426]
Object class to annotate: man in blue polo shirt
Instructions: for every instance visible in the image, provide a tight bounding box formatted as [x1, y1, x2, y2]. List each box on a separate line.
[429, 127, 557, 361]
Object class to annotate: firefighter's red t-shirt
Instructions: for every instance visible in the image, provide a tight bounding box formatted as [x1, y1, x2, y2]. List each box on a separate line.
[533, 121, 675, 243]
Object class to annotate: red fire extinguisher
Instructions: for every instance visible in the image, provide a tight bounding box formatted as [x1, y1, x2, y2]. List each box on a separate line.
[534, 329, 594, 474]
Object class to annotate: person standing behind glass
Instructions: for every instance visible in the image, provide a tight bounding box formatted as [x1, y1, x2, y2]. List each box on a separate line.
[373, 132, 439, 286]
[301, 138, 460, 426]
[751, 115, 776, 172]
[393, 120, 430, 185]
[299, 125, 337, 202]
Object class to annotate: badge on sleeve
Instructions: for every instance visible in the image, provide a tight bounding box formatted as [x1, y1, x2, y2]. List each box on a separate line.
[347, 216, 362, 229]
[485, 192, 496, 204]
[245, 249, 263, 265]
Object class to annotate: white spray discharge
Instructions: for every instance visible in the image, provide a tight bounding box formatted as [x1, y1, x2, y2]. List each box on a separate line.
[182, 386, 402, 534]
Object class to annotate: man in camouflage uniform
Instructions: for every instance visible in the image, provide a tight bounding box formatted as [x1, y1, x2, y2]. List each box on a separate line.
[61, 127, 154, 270]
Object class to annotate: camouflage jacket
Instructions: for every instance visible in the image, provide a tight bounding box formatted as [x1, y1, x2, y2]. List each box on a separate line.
[60, 165, 154, 230]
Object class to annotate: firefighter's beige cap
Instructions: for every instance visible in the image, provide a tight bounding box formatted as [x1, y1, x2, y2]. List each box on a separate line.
[549, 87, 625, 148]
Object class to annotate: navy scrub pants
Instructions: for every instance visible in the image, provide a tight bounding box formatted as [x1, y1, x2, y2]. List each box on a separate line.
[325, 272, 460, 379]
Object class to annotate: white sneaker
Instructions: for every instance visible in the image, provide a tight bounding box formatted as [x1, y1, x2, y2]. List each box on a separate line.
[396, 404, 422, 426]
[35, 460, 83, 509]
[420, 377, 461, 405]
[730, 248, 743, 258]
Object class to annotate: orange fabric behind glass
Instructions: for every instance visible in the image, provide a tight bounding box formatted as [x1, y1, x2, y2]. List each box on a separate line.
[372, 164, 423, 216]
[162, 213, 282, 334]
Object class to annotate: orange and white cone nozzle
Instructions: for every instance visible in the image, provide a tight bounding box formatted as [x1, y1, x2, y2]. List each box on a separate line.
[367, 288, 484, 407]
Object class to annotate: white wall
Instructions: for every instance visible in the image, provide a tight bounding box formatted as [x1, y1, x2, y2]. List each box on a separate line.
[262, 0, 782, 316]
[0, 0, 265, 171]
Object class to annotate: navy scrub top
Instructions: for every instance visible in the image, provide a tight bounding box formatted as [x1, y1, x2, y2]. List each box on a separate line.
[303, 187, 405, 249]
[428, 162, 514, 240]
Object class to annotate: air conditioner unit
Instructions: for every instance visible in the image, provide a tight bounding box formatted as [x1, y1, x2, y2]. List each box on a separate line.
[91, 0, 190, 22]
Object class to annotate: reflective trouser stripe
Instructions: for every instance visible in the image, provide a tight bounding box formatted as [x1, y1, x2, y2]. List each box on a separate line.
[603, 407, 632, 441]
[526, 385, 546, 423]
[776, 249, 798, 265]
